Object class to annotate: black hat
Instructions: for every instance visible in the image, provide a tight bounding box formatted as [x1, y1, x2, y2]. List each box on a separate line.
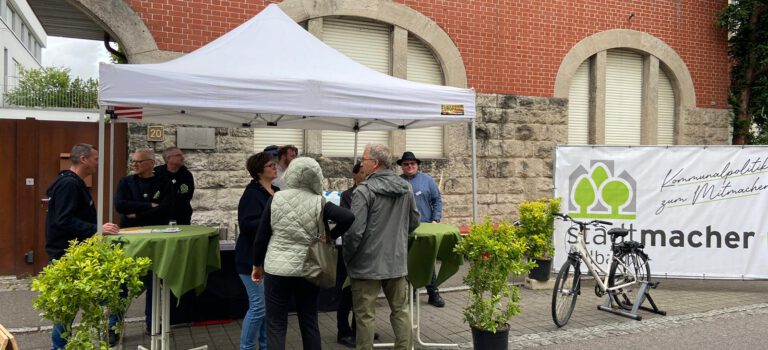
[396, 151, 421, 166]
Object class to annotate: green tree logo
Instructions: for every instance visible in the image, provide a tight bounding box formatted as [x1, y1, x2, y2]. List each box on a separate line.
[567, 161, 636, 219]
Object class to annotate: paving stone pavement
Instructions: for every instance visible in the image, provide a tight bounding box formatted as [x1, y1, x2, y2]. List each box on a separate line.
[2, 273, 766, 349]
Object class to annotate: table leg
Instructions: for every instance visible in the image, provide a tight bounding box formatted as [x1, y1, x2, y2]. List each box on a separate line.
[373, 284, 457, 349]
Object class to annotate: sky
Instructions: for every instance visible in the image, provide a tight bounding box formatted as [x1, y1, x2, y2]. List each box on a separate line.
[41, 37, 112, 80]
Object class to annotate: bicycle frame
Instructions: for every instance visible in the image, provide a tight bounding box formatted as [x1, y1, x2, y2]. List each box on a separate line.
[568, 223, 638, 293]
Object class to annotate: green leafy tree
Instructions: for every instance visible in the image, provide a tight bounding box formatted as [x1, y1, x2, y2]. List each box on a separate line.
[32, 236, 150, 349]
[4, 66, 98, 109]
[454, 220, 534, 333]
[718, 0, 768, 144]
[517, 197, 562, 259]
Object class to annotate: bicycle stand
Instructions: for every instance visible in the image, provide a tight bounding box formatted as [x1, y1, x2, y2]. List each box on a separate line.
[597, 281, 666, 321]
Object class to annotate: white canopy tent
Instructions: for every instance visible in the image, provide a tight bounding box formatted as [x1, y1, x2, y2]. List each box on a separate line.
[97, 4, 479, 226]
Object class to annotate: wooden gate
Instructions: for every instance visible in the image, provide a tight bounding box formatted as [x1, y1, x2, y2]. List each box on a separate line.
[0, 119, 126, 276]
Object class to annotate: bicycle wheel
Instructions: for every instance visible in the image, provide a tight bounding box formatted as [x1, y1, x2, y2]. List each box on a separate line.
[608, 251, 651, 310]
[551, 258, 579, 327]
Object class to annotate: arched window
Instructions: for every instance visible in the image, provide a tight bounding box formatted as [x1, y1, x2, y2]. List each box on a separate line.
[557, 30, 695, 146]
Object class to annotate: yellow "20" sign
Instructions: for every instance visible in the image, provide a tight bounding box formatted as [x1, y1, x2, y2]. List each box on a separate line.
[147, 125, 164, 141]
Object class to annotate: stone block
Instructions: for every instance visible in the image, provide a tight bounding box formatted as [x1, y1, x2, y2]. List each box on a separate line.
[499, 95, 519, 109]
[484, 178, 524, 194]
[230, 128, 254, 137]
[476, 93, 499, 108]
[191, 210, 236, 229]
[443, 177, 473, 194]
[478, 140, 503, 157]
[501, 140, 532, 158]
[216, 135, 253, 152]
[196, 170, 250, 189]
[479, 107, 504, 123]
[523, 277, 555, 290]
[210, 153, 250, 171]
[478, 194, 497, 204]
[191, 188, 242, 211]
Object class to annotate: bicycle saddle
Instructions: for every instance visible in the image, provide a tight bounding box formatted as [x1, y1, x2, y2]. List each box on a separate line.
[607, 228, 629, 239]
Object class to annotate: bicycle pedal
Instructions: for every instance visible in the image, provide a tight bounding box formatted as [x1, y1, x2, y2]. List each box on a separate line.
[649, 281, 660, 289]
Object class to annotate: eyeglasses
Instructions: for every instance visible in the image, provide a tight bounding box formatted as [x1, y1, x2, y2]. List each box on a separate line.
[401, 162, 417, 167]
[130, 159, 152, 165]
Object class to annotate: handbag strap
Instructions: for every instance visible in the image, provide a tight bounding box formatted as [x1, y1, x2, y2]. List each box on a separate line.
[315, 196, 329, 243]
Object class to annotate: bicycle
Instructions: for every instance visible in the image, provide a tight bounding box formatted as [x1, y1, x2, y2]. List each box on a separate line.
[551, 213, 653, 327]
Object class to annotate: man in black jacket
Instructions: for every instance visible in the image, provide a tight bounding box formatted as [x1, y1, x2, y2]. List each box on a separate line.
[115, 148, 173, 228]
[45, 143, 120, 349]
[154, 147, 195, 224]
[114, 148, 173, 333]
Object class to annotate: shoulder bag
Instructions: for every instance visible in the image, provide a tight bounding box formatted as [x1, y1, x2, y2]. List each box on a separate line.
[303, 197, 337, 288]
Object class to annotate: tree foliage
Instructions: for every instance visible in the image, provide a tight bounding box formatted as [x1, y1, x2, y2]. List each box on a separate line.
[718, 0, 768, 144]
[4, 66, 98, 109]
[32, 236, 150, 349]
[454, 220, 534, 332]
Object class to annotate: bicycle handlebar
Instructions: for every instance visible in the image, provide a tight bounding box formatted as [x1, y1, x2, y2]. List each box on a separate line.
[554, 213, 612, 227]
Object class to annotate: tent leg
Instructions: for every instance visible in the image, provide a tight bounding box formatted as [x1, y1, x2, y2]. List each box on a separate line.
[470, 120, 478, 222]
[97, 106, 105, 229]
[109, 116, 115, 222]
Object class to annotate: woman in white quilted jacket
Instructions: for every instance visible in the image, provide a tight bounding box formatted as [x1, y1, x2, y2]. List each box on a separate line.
[251, 157, 354, 350]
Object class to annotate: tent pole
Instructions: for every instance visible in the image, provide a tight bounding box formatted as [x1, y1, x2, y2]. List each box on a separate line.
[353, 121, 360, 161]
[471, 119, 478, 222]
[97, 106, 106, 230]
[108, 114, 115, 222]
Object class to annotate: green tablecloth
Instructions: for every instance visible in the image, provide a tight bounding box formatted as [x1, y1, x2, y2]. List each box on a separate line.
[105, 225, 220, 298]
[408, 223, 463, 289]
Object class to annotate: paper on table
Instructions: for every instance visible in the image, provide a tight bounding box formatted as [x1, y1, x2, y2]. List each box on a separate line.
[118, 228, 182, 234]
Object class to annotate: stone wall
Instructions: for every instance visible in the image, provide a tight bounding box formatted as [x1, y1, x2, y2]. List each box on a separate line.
[124, 94, 568, 232]
[681, 108, 731, 145]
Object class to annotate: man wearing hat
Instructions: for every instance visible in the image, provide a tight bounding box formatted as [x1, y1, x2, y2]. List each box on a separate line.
[397, 151, 445, 307]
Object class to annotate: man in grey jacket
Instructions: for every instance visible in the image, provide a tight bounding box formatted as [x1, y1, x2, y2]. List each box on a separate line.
[344, 144, 420, 350]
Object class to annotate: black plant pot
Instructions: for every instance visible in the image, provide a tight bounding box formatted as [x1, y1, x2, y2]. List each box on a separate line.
[471, 325, 509, 350]
[528, 258, 552, 281]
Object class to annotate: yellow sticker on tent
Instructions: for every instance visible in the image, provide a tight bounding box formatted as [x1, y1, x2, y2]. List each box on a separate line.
[441, 104, 465, 115]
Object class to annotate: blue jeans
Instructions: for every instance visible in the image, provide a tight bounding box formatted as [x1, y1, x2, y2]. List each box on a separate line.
[239, 274, 267, 350]
[51, 306, 121, 349]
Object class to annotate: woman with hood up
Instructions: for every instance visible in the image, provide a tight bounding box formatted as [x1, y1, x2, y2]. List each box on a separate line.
[251, 157, 355, 350]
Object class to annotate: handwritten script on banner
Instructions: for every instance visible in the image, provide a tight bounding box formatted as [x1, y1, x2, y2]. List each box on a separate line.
[554, 146, 768, 279]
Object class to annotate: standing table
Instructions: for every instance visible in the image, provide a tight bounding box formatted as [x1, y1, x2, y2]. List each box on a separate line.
[375, 223, 463, 349]
[106, 225, 220, 350]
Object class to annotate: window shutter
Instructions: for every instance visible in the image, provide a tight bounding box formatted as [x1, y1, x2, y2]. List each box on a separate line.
[254, 128, 304, 154]
[321, 130, 390, 157]
[321, 18, 392, 156]
[568, 60, 590, 144]
[605, 50, 643, 145]
[657, 70, 675, 145]
[405, 35, 444, 157]
[322, 17, 391, 74]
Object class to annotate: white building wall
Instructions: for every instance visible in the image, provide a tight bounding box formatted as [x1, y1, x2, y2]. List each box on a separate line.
[0, 0, 46, 96]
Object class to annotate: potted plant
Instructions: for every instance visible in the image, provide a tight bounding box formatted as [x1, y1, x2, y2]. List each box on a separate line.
[517, 197, 562, 281]
[32, 235, 151, 349]
[454, 220, 534, 349]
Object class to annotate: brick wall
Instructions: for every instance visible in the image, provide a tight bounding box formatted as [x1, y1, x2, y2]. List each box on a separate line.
[125, 0, 730, 109]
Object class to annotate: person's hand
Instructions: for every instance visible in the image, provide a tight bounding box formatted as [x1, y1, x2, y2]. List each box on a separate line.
[251, 266, 265, 284]
[151, 203, 159, 208]
[127, 213, 137, 219]
[102, 223, 120, 235]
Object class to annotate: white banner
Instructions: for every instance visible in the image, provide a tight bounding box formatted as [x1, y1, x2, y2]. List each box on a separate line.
[553, 146, 768, 279]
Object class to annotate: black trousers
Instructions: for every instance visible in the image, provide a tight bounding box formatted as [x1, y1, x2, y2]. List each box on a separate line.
[336, 247, 354, 338]
[264, 273, 321, 350]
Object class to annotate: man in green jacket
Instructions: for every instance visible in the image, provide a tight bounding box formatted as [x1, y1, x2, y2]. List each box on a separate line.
[344, 144, 420, 350]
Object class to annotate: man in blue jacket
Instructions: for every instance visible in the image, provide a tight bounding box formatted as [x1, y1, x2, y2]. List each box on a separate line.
[398, 151, 445, 307]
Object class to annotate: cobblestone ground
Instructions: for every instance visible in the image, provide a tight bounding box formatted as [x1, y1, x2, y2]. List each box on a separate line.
[4, 275, 767, 349]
